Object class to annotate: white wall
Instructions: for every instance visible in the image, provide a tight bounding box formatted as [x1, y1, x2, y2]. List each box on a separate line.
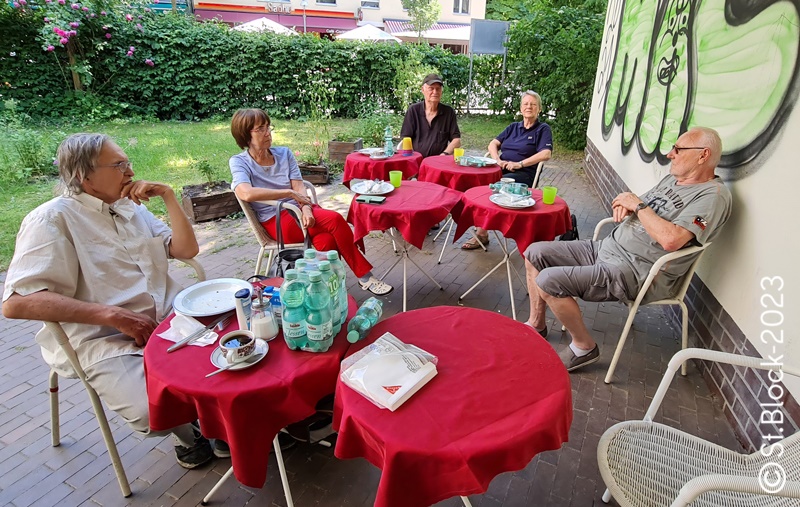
[587, 0, 800, 388]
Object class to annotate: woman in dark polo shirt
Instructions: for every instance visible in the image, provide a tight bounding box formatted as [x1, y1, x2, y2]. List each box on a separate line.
[463, 90, 553, 250]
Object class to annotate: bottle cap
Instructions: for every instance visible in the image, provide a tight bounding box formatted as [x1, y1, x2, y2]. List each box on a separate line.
[285, 269, 298, 280]
[308, 271, 322, 282]
[347, 330, 360, 343]
[235, 288, 250, 299]
[318, 260, 331, 271]
[304, 249, 317, 259]
[326, 251, 339, 260]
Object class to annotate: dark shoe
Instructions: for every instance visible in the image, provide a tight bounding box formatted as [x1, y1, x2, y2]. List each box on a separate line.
[559, 344, 600, 372]
[523, 322, 548, 337]
[175, 435, 213, 469]
[430, 223, 441, 231]
[213, 439, 230, 458]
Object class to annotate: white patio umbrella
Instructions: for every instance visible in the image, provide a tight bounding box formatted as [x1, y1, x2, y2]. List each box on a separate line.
[393, 26, 470, 45]
[233, 17, 298, 36]
[337, 24, 401, 43]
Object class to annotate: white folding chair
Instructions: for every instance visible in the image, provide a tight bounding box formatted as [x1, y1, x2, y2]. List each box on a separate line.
[236, 180, 318, 277]
[483, 151, 545, 189]
[598, 348, 800, 507]
[47, 257, 205, 499]
[561, 217, 710, 383]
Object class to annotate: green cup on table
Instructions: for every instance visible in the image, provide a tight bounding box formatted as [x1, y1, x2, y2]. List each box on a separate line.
[389, 170, 403, 188]
[541, 186, 557, 205]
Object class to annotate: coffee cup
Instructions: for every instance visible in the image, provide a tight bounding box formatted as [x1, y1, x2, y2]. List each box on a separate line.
[219, 330, 256, 365]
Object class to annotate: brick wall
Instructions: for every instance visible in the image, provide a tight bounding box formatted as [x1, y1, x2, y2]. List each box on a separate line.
[583, 137, 800, 451]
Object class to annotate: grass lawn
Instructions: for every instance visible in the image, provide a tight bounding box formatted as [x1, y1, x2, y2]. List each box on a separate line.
[0, 115, 578, 271]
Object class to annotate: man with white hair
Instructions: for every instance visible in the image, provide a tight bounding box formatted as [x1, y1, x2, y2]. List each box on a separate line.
[524, 127, 732, 372]
[2, 133, 218, 468]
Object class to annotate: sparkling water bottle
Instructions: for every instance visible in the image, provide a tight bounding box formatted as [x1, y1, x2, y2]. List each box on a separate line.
[305, 271, 333, 352]
[326, 251, 348, 326]
[346, 297, 383, 343]
[294, 259, 309, 283]
[303, 248, 319, 272]
[383, 125, 394, 157]
[317, 261, 342, 336]
[280, 270, 308, 350]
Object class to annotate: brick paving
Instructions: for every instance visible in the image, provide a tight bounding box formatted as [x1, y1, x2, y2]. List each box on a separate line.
[0, 159, 741, 507]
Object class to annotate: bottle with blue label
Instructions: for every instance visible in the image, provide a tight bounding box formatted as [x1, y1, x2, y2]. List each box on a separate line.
[383, 125, 394, 157]
[326, 251, 348, 326]
[346, 297, 383, 343]
[304, 271, 333, 352]
[280, 270, 308, 350]
[317, 261, 342, 336]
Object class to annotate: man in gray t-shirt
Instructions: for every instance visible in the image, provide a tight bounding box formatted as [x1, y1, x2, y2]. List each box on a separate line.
[523, 127, 732, 372]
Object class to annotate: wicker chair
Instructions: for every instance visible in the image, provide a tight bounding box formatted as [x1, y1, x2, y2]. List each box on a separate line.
[47, 258, 205, 498]
[562, 217, 710, 383]
[598, 348, 800, 507]
[236, 180, 318, 277]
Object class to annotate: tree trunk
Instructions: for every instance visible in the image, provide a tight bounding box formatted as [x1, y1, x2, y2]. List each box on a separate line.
[66, 43, 82, 91]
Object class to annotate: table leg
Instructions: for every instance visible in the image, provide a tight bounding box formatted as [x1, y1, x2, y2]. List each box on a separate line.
[461, 496, 474, 507]
[432, 215, 451, 242]
[435, 216, 455, 264]
[201, 434, 295, 507]
[379, 228, 444, 312]
[459, 232, 520, 320]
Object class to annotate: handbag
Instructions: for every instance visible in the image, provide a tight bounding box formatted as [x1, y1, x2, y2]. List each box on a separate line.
[273, 199, 311, 277]
[559, 214, 580, 241]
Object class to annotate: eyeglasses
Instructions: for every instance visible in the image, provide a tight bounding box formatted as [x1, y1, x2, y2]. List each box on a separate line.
[95, 160, 132, 173]
[671, 145, 707, 154]
[251, 125, 274, 134]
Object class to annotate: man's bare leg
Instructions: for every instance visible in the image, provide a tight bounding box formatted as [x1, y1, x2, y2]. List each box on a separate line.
[538, 290, 596, 351]
[525, 258, 547, 330]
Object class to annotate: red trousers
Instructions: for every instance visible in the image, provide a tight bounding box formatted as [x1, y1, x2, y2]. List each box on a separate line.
[262, 205, 373, 278]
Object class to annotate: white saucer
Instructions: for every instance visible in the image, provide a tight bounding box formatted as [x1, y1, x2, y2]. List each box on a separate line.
[369, 154, 389, 160]
[489, 193, 536, 209]
[210, 338, 268, 371]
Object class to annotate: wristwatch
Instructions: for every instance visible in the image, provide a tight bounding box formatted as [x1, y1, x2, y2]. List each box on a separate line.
[443, 151, 452, 156]
[634, 202, 649, 214]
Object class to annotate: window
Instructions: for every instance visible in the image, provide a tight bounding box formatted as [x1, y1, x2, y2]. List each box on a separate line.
[361, 0, 379, 8]
[317, 0, 335, 5]
[453, 0, 469, 14]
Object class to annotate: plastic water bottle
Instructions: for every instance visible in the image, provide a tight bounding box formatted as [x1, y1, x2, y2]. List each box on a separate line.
[317, 261, 342, 336]
[305, 271, 333, 352]
[383, 125, 394, 157]
[326, 251, 348, 326]
[294, 259, 309, 283]
[280, 270, 308, 350]
[346, 297, 383, 343]
[303, 249, 319, 272]
[270, 292, 282, 326]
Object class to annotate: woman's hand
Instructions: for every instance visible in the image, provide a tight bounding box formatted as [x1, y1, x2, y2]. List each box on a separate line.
[301, 205, 315, 229]
[288, 189, 312, 206]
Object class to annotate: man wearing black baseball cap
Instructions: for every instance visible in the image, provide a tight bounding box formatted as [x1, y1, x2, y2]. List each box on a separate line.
[400, 73, 461, 158]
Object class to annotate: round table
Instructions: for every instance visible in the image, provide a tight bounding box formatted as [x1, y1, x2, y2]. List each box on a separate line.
[417, 155, 503, 192]
[347, 180, 462, 311]
[333, 306, 572, 507]
[453, 187, 572, 319]
[144, 282, 357, 489]
[343, 151, 423, 187]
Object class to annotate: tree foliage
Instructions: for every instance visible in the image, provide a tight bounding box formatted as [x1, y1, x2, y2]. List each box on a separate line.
[401, 0, 440, 41]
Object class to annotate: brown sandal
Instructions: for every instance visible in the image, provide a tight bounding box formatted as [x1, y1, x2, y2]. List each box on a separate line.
[461, 235, 489, 250]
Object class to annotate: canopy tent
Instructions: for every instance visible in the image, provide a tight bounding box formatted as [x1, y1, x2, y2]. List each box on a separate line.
[233, 17, 298, 36]
[337, 24, 401, 43]
[393, 26, 470, 46]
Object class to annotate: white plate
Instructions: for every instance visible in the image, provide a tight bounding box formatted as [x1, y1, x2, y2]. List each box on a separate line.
[210, 338, 268, 371]
[351, 180, 395, 196]
[472, 156, 498, 165]
[369, 154, 390, 160]
[489, 193, 536, 209]
[173, 278, 252, 317]
[357, 148, 383, 156]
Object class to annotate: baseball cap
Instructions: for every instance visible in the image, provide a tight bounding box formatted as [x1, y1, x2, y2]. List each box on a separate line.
[422, 73, 443, 86]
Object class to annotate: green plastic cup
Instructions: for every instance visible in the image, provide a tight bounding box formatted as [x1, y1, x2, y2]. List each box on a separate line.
[389, 170, 402, 188]
[541, 186, 557, 204]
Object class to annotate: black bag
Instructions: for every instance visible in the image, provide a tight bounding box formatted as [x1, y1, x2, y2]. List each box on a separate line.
[274, 199, 311, 277]
[559, 214, 580, 241]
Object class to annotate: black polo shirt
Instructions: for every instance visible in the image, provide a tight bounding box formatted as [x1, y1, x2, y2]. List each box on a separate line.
[400, 102, 461, 158]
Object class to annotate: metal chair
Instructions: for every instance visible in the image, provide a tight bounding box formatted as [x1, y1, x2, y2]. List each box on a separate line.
[598, 348, 800, 507]
[561, 217, 710, 383]
[47, 257, 206, 498]
[236, 180, 318, 277]
[483, 152, 544, 188]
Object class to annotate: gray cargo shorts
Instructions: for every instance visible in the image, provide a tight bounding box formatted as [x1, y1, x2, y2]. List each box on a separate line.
[524, 240, 634, 303]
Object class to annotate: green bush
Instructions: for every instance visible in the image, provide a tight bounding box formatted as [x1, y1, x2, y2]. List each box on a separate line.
[0, 100, 64, 182]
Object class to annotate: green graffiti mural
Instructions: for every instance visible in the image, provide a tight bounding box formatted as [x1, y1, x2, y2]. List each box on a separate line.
[597, 0, 800, 179]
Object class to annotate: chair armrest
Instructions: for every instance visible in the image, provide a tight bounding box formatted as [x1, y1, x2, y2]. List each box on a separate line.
[301, 180, 319, 205]
[44, 321, 89, 381]
[670, 475, 800, 507]
[592, 217, 616, 241]
[175, 258, 206, 282]
[645, 348, 800, 421]
[254, 200, 308, 238]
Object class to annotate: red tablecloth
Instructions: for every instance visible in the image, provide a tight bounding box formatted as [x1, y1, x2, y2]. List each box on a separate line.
[144, 280, 357, 488]
[418, 156, 503, 192]
[333, 306, 572, 507]
[454, 186, 573, 255]
[347, 180, 463, 250]
[343, 152, 423, 187]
